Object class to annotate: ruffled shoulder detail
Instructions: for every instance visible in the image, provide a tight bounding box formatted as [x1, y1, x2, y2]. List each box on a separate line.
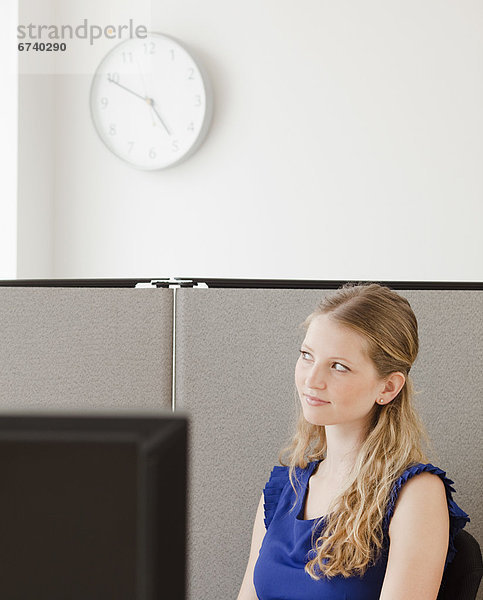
[383, 463, 470, 568]
[262, 465, 290, 530]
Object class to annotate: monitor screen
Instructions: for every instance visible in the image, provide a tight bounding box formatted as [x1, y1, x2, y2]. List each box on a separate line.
[0, 413, 188, 600]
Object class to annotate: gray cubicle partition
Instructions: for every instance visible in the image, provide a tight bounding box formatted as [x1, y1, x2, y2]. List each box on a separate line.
[0, 287, 173, 412]
[175, 287, 483, 600]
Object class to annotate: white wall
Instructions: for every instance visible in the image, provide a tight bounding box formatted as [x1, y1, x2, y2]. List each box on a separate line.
[17, 0, 55, 278]
[17, 0, 483, 281]
[17, 74, 55, 278]
[0, 0, 18, 279]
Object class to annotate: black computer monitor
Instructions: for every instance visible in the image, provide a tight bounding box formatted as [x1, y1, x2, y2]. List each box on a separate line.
[0, 413, 188, 600]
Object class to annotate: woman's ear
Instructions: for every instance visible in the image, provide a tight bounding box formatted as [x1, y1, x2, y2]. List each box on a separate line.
[377, 372, 406, 405]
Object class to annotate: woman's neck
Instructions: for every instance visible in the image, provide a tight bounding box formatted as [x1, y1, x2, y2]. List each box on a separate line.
[320, 422, 365, 481]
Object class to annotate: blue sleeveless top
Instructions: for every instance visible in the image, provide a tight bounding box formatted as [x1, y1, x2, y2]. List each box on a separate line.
[253, 461, 469, 600]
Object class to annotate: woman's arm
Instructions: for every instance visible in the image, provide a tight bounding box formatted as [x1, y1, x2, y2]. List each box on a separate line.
[237, 493, 266, 600]
[379, 471, 449, 600]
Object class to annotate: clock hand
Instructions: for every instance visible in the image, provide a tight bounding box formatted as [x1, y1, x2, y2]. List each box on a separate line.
[107, 76, 147, 103]
[107, 75, 171, 135]
[148, 99, 172, 136]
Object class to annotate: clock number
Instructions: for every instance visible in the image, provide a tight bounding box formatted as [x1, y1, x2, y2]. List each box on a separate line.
[187, 68, 195, 80]
[100, 97, 109, 109]
[127, 141, 134, 154]
[187, 121, 195, 132]
[171, 140, 180, 153]
[122, 52, 133, 63]
[149, 147, 157, 159]
[107, 72, 120, 84]
[170, 49, 175, 61]
[108, 124, 117, 136]
[143, 42, 156, 54]
[194, 95, 201, 107]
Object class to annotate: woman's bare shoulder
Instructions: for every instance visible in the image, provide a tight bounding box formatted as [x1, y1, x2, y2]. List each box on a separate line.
[389, 471, 448, 533]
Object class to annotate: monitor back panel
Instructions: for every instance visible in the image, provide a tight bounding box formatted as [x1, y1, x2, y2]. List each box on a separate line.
[0, 439, 137, 600]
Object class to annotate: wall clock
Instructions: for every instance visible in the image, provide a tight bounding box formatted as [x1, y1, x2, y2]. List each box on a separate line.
[90, 32, 213, 170]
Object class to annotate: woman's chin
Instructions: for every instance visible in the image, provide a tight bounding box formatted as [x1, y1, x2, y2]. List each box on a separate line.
[301, 407, 332, 427]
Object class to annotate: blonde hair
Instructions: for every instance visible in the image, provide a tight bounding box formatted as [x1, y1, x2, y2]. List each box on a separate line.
[279, 282, 431, 579]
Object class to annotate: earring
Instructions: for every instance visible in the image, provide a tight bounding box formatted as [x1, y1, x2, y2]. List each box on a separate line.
[378, 399, 384, 404]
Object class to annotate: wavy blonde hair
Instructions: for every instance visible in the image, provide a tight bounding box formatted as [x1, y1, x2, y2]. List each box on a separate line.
[279, 282, 431, 579]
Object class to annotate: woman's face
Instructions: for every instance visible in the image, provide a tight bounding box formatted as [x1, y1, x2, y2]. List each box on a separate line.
[295, 313, 386, 428]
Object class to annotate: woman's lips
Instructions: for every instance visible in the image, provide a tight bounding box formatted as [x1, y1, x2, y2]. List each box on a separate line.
[305, 394, 330, 406]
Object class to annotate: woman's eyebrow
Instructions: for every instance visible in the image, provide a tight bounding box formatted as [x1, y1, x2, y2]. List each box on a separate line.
[301, 344, 355, 366]
[301, 343, 315, 352]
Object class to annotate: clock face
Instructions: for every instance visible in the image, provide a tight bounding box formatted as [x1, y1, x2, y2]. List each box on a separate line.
[90, 32, 212, 170]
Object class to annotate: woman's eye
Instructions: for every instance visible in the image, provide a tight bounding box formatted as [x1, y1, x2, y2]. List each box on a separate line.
[299, 350, 311, 360]
[332, 362, 348, 372]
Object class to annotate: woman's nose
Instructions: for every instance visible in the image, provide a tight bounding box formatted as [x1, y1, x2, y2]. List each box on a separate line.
[305, 364, 327, 389]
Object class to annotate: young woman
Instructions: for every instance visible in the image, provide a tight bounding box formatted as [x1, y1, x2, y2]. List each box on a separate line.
[237, 283, 469, 600]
